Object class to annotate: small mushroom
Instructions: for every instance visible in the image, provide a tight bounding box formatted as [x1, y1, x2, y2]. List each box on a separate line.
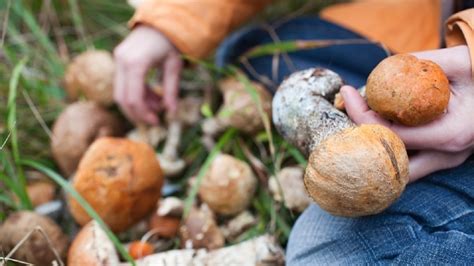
[219, 211, 256, 241]
[68, 221, 120, 266]
[26, 180, 56, 207]
[68, 137, 163, 232]
[198, 154, 257, 216]
[273, 68, 409, 217]
[128, 241, 155, 260]
[177, 96, 203, 126]
[147, 197, 182, 238]
[202, 77, 272, 136]
[157, 120, 186, 178]
[51, 101, 123, 177]
[64, 50, 115, 106]
[148, 215, 181, 239]
[366, 54, 450, 126]
[268, 167, 311, 213]
[179, 204, 224, 250]
[0, 211, 68, 265]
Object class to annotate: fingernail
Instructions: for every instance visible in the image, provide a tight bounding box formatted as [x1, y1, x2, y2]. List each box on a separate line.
[340, 86, 349, 97]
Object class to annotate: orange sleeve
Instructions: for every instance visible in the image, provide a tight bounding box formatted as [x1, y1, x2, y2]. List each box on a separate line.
[445, 8, 474, 77]
[129, 0, 272, 59]
[320, 0, 441, 54]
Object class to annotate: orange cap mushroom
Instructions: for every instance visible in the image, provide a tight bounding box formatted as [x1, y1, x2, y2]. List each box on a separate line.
[68, 137, 163, 232]
[51, 101, 123, 177]
[366, 54, 450, 126]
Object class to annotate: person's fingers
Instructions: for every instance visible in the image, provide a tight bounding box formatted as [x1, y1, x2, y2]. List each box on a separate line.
[162, 51, 183, 115]
[408, 149, 472, 182]
[113, 64, 127, 109]
[340, 86, 390, 126]
[123, 65, 159, 125]
[145, 87, 163, 112]
[411, 45, 470, 80]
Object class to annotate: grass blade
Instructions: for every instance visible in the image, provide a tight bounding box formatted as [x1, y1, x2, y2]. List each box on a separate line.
[240, 39, 379, 59]
[7, 57, 32, 210]
[21, 160, 136, 266]
[11, 0, 63, 77]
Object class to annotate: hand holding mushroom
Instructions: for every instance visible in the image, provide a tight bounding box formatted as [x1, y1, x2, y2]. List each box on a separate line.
[342, 46, 474, 181]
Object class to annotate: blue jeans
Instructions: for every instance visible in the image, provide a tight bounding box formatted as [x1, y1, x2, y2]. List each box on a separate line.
[287, 155, 474, 264]
[216, 17, 474, 264]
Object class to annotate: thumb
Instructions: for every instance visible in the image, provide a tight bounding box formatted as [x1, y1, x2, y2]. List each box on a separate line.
[162, 51, 183, 115]
[341, 86, 389, 126]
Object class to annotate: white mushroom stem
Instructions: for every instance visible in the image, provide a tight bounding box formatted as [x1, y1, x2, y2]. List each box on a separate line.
[157, 120, 185, 177]
[157, 197, 184, 217]
[219, 211, 256, 241]
[201, 117, 227, 137]
[125, 235, 284, 266]
[127, 125, 167, 148]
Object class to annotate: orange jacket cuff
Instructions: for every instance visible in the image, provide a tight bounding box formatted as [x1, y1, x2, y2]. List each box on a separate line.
[129, 0, 271, 59]
[445, 8, 474, 77]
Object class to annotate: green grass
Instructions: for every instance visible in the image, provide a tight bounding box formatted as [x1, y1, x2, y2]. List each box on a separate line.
[0, 0, 342, 260]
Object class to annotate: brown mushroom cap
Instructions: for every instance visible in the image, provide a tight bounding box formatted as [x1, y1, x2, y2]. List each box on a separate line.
[366, 54, 450, 126]
[68, 137, 163, 232]
[217, 78, 272, 134]
[198, 154, 257, 216]
[179, 204, 224, 250]
[51, 101, 123, 177]
[26, 180, 56, 207]
[64, 50, 115, 106]
[304, 124, 409, 217]
[0, 211, 68, 265]
[148, 215, 181, 238]
[68, 221, 120, 266]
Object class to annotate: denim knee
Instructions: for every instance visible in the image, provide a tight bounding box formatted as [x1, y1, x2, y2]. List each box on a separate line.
[286, 156, 474, 265]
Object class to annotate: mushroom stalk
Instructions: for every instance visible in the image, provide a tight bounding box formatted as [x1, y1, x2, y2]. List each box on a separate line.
[127, 124, 167, 148]
[272, 68, 354, 157]
[157, 120, 185, 177]
[128, 235, 285, 266]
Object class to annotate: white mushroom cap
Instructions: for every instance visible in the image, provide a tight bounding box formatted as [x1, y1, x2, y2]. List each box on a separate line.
[68, 221, 120, 266]
[198, 154, 257, 216]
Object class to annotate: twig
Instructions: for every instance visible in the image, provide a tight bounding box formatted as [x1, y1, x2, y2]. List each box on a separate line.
[261, 23, 296, 74]
[272, 1, 319, 29]
[0, 121, 14, 151]
[0, 257, 33, 265]
[22, 90, 53, 139]
[239, 140, 268, 185]
[0, 0, 11, 47]
[240, 58, 276, 89]
[44, 0, 70, 61]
